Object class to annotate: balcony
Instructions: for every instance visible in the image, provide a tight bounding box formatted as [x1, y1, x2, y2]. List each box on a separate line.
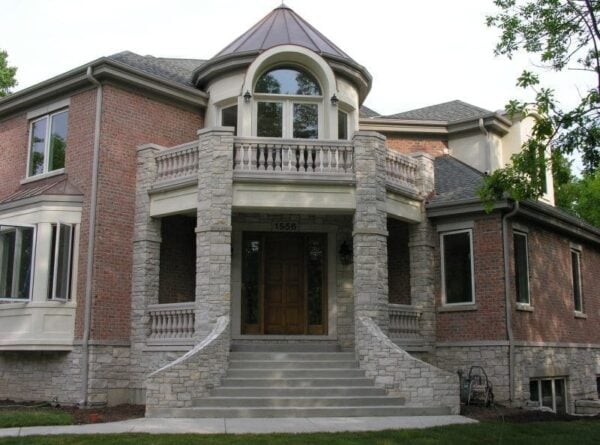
[146, 302, 195, 348]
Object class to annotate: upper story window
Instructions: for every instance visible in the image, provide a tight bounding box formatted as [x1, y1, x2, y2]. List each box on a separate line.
[440, 229, 475, 305]
[28, 109, 68, 177]
[254, 67, 322, 139]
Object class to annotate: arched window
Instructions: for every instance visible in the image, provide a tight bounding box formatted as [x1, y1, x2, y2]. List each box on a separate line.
[254, 67, 322, 139]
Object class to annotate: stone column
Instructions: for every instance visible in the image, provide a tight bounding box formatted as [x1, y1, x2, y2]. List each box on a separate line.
[195, 127, 235, 337]
[130, 144, 163, 392]
[353, 131, 389, 334]
[409, 152, 436, 341]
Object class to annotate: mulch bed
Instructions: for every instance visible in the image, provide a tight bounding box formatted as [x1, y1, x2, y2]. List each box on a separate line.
[462, 403, 600, 423]
[0, 400, 145, 425]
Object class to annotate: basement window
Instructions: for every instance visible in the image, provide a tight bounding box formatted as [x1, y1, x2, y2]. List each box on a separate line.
[596, 376, 600, 399]
[529, 378, 567, 414]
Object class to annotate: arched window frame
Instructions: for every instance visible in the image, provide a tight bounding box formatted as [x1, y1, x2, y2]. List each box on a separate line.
[252, 65, 324, 140]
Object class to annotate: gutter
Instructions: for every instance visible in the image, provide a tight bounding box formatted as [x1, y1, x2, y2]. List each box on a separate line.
[502, 200, 520, 404]
[80, 66, 103, 406]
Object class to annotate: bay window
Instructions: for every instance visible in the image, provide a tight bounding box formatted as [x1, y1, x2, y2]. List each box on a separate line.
[254, 67, 321, 139]
[0, 225, 35, 300]
[48, 223, 74, 300]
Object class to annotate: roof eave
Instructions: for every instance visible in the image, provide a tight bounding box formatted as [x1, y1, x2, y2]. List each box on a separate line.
[0, 58, 208, 119]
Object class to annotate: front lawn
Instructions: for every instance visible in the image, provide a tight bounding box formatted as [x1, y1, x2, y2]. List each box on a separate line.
[0, 409, 73, 428]
[0, 420, 599, 445]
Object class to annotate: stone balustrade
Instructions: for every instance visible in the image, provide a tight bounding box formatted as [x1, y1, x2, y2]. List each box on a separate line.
[147, 302, 195, 343]
[154, 142, 199, 183]
[389, 304, 421, 338]
[233, 137, 354, 176]
[385, 150, 419, 193]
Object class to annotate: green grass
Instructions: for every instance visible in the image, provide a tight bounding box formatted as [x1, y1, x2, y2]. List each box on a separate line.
[0, 420, 599, 445]
[0, 409, 73, 428]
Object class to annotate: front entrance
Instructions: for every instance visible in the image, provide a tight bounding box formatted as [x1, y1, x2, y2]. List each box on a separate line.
[241, 232, 327, 335]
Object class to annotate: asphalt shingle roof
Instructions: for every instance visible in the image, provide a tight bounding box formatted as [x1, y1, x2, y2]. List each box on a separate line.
[108, 51, 205, 88]
[359, 105, 380, 118]
[384, 100, 494, 123]
[430, 155, 485, 205]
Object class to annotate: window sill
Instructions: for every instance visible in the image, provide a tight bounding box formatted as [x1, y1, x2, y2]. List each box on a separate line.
[437, 303, 478, 313]
[20, 168, 65, 185]
[574, 311, 588, 319]
[516, 303, 534, 312]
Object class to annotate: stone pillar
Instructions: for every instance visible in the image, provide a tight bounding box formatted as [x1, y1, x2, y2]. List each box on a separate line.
[353, 131, 389, 334]
[130, 144, 164, 391]
[409, 152, 436, 341]
[195, 127, 235, 337]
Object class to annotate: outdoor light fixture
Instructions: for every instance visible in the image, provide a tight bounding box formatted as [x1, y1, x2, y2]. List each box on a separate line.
[339, 239, 353, 265]
[244, 90, 252, 103]
[330, 94, 339, 106]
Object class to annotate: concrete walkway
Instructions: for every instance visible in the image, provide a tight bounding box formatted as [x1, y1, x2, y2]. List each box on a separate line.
[0, 415, 476, 437]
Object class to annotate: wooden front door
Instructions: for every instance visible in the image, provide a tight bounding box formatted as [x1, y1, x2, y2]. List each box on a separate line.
[241, 232, 327, 335]
[264, 234, 304, 334]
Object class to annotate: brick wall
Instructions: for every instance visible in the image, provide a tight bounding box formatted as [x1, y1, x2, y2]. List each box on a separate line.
[90, 85, 203, 341]
[435, 214, 507, 341]
[510, 219, 600, 344]
[388, 218, 410, 305]
[159, 215, 196, 304]
[0, 113, 28, 199]
[385, 134, 448, 158]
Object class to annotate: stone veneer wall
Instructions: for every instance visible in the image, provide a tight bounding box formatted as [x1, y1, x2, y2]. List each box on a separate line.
[357, 316, 459, 413]
[434, 344, 600, 412]
[145, 316, 229, 413]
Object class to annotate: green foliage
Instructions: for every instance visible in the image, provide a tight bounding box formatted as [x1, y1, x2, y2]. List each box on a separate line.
[0, 49, 17, 97]
[0, 409, 72, 428]
[482, 0, 600, 207]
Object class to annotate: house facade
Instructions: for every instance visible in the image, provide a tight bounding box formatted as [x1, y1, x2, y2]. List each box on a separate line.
[0, 5, 599, 417]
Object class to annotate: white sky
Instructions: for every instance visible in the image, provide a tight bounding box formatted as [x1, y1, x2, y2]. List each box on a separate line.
[2, 0, 593, 116]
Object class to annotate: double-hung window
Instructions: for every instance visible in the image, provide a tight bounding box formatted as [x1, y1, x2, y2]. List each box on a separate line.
[254, 67, 322, 139]
[513, 232, 530, 305]
[28, 109, 68, 177]
[571, 248, 583, 313]
[48, 223, 74, 300]
[0, 225, 35, 300]
[440, 229, 474, 305]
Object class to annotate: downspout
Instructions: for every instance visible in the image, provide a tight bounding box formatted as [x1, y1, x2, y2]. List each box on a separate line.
[478, 118, 491, 174]
[80, 66, 103, 406]
[502, 200, 520, 404]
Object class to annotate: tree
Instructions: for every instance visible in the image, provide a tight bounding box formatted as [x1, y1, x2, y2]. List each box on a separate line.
[0, 49, 17, 97]
[480, 0, 600, 207]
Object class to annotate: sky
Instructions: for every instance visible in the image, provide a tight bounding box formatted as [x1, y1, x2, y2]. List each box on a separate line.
[2, 0, 593, 116]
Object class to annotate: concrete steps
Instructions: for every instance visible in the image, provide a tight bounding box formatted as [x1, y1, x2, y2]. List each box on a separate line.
[151, 341, 451, 418]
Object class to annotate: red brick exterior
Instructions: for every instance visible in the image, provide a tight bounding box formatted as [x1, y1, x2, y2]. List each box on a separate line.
[510, 219, 600, 344]
[0, 113, 28, 198]
[159, 215, 196, 304]
[387, 219, 411, 305]
[435, 214, 507, 342]
[385, 134, 448, 158]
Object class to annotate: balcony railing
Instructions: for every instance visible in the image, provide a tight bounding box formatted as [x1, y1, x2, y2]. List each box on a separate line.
[385, 150, 418, 193]
[154, 142, 199, 184]
[233, 137, 354, 177]
[388, 303, 421, 338]
[147, 302, 195, 343]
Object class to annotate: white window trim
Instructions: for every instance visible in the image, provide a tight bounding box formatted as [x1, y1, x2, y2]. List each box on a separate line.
[513, 231, 531, 306]
[253, 94, 323, 140]
[440, 228, 475, 306]
[26, 109, 68, 178]
[571, 248, 584, 314]
[0, 224, 37, 302]
[49, 223, 74, 301]
[530, 377, 568, 413]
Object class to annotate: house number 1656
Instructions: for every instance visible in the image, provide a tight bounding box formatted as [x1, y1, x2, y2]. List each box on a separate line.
[272, 222, 298, 232]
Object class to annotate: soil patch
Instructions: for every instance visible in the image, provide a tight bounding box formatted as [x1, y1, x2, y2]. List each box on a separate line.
[462, 403, 600, 423]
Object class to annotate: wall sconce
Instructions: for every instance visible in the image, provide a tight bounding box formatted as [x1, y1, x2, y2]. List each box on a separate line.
[339, 239, 353, 265]
[243, 90, 252, 103]
[330, 94, 339, 106]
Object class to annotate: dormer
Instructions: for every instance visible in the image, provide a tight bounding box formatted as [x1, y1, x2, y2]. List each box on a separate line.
[194, 5, 372, 141]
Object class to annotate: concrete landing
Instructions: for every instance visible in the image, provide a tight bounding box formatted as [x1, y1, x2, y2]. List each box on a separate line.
[0, 415, 476, 437]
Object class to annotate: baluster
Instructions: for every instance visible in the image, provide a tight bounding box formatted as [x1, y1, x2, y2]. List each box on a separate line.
[175, 311, 182, 338]
[275, 145, 282, 171]
[267, 145, 274, 171]
[150, 313, 157, 338]
[188, 311, 195, 337]
[156, 313, 163, 338]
